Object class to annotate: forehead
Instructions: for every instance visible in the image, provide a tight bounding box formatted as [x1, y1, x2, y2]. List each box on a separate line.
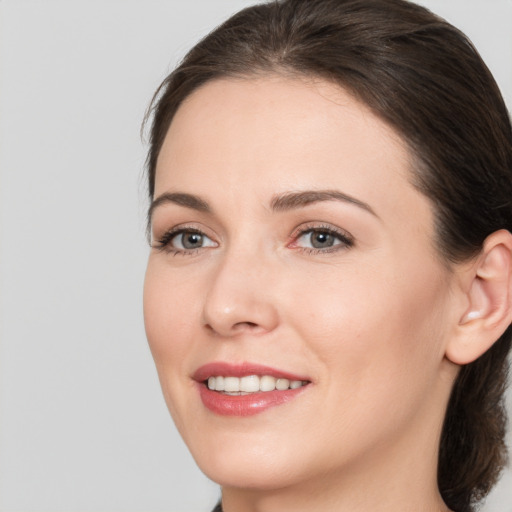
[154, 75, 431, 228]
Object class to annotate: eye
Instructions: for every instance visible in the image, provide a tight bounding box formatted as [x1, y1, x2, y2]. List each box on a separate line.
[155, 228, 217, 254]
[172, 231, 215, 250]
[292, 225, 354, 253]
[298, 230, 338, 249]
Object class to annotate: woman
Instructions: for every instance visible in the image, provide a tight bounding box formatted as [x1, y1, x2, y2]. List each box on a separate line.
[142, 0, 512, 511]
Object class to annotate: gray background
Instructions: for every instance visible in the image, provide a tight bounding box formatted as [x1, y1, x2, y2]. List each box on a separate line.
[0, 1, 511, 511]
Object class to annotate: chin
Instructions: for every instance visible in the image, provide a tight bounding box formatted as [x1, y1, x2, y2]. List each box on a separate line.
[200, 458, 302, 491]
[187, 433, 310, 490]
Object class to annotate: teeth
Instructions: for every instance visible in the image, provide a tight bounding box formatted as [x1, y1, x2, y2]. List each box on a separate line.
[214, 376, 224, 392]
[224, 376, 240, 392]
[206, 375, 307, 393]
[260, 375, 276, 392]
[240, 375, 260, 392]
[276, 378, 290, 390]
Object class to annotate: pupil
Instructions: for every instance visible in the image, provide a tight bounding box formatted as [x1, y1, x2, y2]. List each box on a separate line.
[183, 233, 202, 249]
[311, 231, 333, 248]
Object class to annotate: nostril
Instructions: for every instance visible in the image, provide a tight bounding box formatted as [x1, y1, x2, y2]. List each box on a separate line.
[234, 321, 259, 330]
[204, 321, 258, 332]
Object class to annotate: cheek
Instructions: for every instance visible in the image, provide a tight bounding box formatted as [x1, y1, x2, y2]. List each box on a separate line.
[143, 261, 197, 377]
[276, 261, 452, 464]
[143, 261, 205, 434]
[284, 259, 450, 391]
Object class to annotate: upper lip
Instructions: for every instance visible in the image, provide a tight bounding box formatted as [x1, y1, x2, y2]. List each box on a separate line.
[193, 362, 310, 383]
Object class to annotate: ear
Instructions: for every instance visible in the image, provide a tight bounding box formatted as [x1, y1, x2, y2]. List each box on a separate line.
[446, 229, 512, 365]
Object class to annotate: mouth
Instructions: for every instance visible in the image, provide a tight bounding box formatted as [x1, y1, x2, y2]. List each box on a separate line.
[194, 363, 311, 416]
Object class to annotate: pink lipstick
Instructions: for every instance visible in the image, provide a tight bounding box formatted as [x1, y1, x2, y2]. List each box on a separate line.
[194, 362, 310, 416]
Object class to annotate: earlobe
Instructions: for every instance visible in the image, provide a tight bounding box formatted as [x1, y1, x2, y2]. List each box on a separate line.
[446, 229, 512, 365]
[460, 310, 482, 322]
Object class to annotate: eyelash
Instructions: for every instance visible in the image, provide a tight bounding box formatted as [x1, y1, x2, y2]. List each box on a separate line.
[289, 223, 354, 255]
[153, 223, 354, 256]
[153, 227, 210, 256]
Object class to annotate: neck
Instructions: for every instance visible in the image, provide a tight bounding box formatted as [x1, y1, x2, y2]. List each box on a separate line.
[221, 462, 451, 512]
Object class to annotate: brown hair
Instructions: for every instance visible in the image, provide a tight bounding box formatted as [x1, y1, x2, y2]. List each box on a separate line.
[143, 1, 512, 510]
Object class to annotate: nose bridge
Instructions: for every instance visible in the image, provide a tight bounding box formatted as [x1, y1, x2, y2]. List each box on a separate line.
[202, 241, 279, 337]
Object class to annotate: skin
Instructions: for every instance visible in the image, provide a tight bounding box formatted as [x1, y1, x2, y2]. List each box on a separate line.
[143, 76, 462, 512]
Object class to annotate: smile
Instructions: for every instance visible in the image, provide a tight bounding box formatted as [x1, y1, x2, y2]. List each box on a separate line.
[194, 363, 311, 416]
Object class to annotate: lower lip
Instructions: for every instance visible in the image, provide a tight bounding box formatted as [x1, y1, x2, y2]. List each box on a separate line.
[198, 383, 308, 416]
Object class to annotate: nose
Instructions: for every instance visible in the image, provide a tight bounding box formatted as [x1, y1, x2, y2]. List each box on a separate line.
[202, 247, 279, 338]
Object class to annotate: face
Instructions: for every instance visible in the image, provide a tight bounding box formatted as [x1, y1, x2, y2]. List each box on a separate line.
[144, 76, 458, 492]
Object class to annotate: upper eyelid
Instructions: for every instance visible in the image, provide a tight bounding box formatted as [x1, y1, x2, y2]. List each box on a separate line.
[152, 222, 214, 241]
[290, 222, 354, 239]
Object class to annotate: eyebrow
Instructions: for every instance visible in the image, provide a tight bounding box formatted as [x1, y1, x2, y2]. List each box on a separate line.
[148, 192, 210, 223]
[270, 190, 377, 216]
[148, 188, 377, 225]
